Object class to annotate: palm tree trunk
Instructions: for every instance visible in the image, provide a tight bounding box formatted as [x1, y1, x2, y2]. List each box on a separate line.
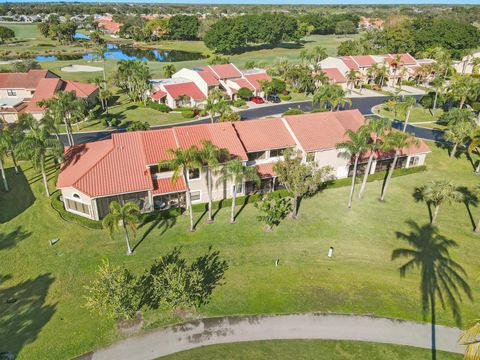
[474, 216, 480, 232]
[460, 97, 466, 109]
[430, 294, 437, 360]
[230, 184, 236, 224]
[450, 143, 458, 158]
[348, 155, 359, 208]
[10, 150, 19, 174]
[122, 222, 133, 255]
[40, 160, 49, 197]
[380, 154, 398, 202]
[0, 158, 8, 191]
[359, 152, 374, 199]
[431, 205, 440, 225]
[207, 167, 214, 223]
[183, 169, 195, 232]
[402, 107, 412, 132]
[475, 160, 480, 174]
[433, 90, 439, 110]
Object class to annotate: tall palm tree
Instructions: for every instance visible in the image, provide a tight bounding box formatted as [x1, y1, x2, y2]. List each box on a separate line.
[431, 76, 445, 111]
[159, 146, 202, 232]
[312, 46, 328, 63]
[389, 54, 403, 88]
[444, 121, 475, 159]
[162, 64, 177, 78]
[346, 69, 360, 93]
[460, 319, 480, 360]
[204, 88, 227, 124]
[448, 75, 478, 109]
[358, 118, 390, 199]
[0, 125, 23, 175]
[396, 96, 418, 132]
[467, 129, 480, 173]
[418, 180, 464, 225]
[198, 140, 229, 223]
[16, 123, 63, 197]
[17, 113, 36, 131]
[336, 128, 369, 208]
[102, 201, 140, 255]
[380, 131, 418, 201]
[0, 140, 8, 191]
[330, 86, 352, 111]
[217, 159, 260, 224]
[392, 221, 473, 360]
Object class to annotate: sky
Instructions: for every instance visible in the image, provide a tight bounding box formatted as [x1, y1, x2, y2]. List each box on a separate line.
[5, 0, 480, 4]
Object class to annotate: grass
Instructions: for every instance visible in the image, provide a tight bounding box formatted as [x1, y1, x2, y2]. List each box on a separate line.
[1, 143, 480, 360]
[376, 105, 444, 124]
[160, 340, 462, 360]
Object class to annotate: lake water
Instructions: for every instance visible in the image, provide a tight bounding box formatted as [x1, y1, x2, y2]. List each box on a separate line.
[34, 43, 205, 62]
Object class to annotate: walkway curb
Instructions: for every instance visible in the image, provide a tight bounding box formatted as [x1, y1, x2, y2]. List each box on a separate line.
[91, 313, 464, 360]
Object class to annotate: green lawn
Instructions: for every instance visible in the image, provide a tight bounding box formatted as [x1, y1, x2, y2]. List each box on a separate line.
[161, 340, 461, 360]
[376, 104, 444, 124]
[1, 145, 479, 359]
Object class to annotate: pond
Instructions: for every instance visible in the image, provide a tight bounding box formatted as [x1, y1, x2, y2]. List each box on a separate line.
[34, 43, 206, 62]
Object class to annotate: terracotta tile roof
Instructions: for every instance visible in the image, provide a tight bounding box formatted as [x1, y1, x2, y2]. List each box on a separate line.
[150, 90, 167, 100]
[98, 21, 122, 33]
[243, 72, 271, 90]
[232, 78, 255, 91]
[208, 64, 242, 79]
[321, 68, 347, 83]
[233, 118, 296, 152]
[382, 53, 417, 66]
[163, 82, 205, 100]
[142, 128, 178, 165]
[256, 163, 276, 178]
[340, 57, 359, 70]
[350, 56, 377, 68]
[62, 81, 98, 98]
[25, 78, 62, 113]
[196, 67, 220, 86]
[0, 69, 57, 90]
[152, 176, 186, 195]
[283, 110, 365, 151]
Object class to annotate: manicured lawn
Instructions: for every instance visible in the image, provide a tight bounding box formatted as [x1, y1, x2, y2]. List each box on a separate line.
[1, 144, 479, 359]
[376, 104, 444, 123]
[161, 340, 462, 360]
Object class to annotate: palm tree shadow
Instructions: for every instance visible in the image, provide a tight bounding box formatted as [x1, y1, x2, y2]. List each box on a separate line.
[212, 199, 224, 219]
[133, 212, 177, 252]
[234, 195, 251, 221]
[392, 220, 473, 360]
[412, 186, 432, 223]
[0, 226, 31, 251]
[194, 209, 207, 229]
[458, 186, 478, 231]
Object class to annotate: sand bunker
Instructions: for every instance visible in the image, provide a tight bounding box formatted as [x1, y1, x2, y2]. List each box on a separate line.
[61, 64, 103, 72]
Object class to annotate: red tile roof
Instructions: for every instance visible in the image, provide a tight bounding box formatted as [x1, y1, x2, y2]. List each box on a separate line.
[142, 128, 178, 165]
[196, 67, 220, 86]
[208, 64, 242, 79]
[25, 78, 62, 113]
[382, 53, 417, 66]
[163, 82, 205, 100]
[243, 72, 271, 90]
[232, 78, 255, 91]
[256, 163, 276, 178]
[340, 57, 359, 70]
[62, 81, 98, 98]
[98, 21, 122, 33]
[321, 68, 347, 83]
[0, 69, 57, 90]
[150, 90, 167, 100]
[233, 118, 296, 152]
[152, 177, 186, 195]
[283, 110, 365, 151]
[350, 56, 377, 67]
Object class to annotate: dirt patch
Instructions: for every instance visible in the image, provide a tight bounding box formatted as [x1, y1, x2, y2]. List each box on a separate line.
[117, 312, 144, 336]
[61, 64, 102, 73]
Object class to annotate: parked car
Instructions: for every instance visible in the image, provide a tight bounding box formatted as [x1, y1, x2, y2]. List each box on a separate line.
[267, 94, 281, 103]
[249, 96, 264, 104]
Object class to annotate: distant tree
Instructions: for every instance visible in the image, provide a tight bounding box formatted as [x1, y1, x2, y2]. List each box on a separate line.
[102, 201, 141, 255]
[84, 260, 141, 321]
[255, 193, 292, 232]
[168, 15, 200, 40]
[208, 55, 230, 65]
[162, 64, 176, 79]
[237, 87, 253, 100]
[335, 20, 356, 37]
[13, 59, 41, 73]
[274, 149, 332, 218]
[0, 26, 15, 44]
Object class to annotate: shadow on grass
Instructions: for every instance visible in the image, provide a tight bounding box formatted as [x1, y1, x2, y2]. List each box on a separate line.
[0, 167, 35, 223]
[0, 226, 31, 252]
[134, 211, 177, 252]
[458, 186, 478, 231]
[0, 273, 56, 357]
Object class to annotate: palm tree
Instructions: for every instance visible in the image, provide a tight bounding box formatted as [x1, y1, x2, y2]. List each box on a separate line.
[346, 69, 360, 93]
[162, 64, 176, 79]
[392, 221, 473, 360]
[444, 121, 475, 158]
[448, 75, 478, 109]
[102, 201, 140, 255]
[418, 180, 464, 225]
[312, 46, 328, 63]
[0, 125, 23, 174]
[204, 88, 227, 124]
[396, 96, 418, 132]
[99, 87, 111, 114]
[159, 146, 202, 232]
[467, 129, 480, 173]
[217, 159, 260, 224]
[389, 54, 403, 88]
[431, 76, 445, 111]
[460, 319, 480, 359]
[336, 128, 369, 208]
[358, 118, 390, 199]
[17, 113, 36, 131]
[380, 131, 418, 201]
[198, 140, 229, 223]
[330, 86, 352, 111]
[16, 123, 63, 197]
[0, 140, 8, 191]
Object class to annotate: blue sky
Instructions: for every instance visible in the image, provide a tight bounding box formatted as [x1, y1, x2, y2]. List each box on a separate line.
[6, 0, 480, 4]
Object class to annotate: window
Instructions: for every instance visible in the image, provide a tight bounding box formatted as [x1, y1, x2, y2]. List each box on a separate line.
[270, 148, 286, 158]
[190, 190, 201, 202]
[233, 182, 243, 194]
[410, 156, 420, 167]
[72, 193, 81, 199]
[188, 168, 200, 180]
[7, 90, 16, 96]
[247, 151, 266, 161]
[149, 165, 170, 175]
[306, 152, 315, 162]
[66, 198, 90, 215]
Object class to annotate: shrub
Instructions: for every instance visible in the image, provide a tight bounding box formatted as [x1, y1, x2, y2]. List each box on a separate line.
[51, 193, 103, 229]
[279, 94, 292, 101]
[254, 192, 292, 231]
[232, 98, 246, 107]
[127, 121, 150, 132]
[283, 108, 304, 116]
[402, 80, 416, 86]
[311, 108, 329, 113]
[219, 111, 241, 122]
[109, 118, 121, 127]
[237, 87, 253, 100]
[181, 110, 195, 118]
[147, 101, 171, 113]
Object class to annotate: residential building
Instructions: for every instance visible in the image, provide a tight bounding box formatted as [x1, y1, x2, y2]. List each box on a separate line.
[57, 110, 430, 220]
[358, 17, 384, 30]
[0, 69, 99, 122]
[95, 15, 122, 35]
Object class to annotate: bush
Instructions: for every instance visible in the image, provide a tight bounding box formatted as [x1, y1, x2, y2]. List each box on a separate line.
[219, 111, 241, 122]
[279, 94, 291, 101]
[51, 193, 103, 229]
[127, 121, 150, 132]
[232, 98, 246, 107]
[237, 87, 253, 100]
[147, 101, 171, 113]
[283, 108, 304, 116]
[181, 110, 195, 118]
[311, 108, 329, 113]
[401, 80, 416, 86]
[110, 118, 121, 127]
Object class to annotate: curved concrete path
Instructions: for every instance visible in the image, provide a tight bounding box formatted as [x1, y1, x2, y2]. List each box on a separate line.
[91, 313, 464, 360]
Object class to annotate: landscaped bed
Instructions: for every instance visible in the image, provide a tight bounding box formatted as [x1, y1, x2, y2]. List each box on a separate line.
[1, 145, 479, 359]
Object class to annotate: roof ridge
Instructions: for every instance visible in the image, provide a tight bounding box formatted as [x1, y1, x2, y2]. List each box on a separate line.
[280, 117, 304, 153]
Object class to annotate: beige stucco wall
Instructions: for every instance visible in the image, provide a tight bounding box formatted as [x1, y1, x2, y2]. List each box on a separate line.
[0, 89, 33, 99]
[173, 69, 209, 97]
[1, 113, 19, 123]
[60, 187, 97, 220]
[314, 148, 350, 179]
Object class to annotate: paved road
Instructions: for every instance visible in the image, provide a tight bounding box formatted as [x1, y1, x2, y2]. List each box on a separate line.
[62, 96, 391, 145]
[91, 313, 463, 360]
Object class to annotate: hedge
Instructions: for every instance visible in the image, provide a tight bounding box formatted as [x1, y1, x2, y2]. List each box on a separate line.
[51, 193, 103, 230]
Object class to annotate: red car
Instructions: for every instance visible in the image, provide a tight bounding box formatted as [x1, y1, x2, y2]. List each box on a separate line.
[249, 96, 264, 104]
